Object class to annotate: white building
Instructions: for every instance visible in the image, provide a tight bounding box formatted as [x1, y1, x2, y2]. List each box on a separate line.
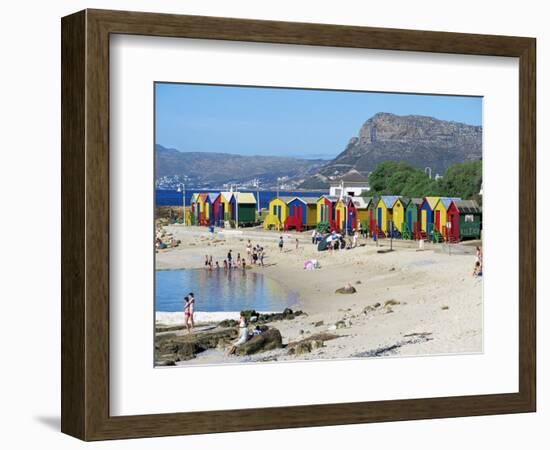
[328, 170, 370, 198]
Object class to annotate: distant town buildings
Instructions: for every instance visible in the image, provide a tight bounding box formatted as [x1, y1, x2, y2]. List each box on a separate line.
[329, 170, 370, 197]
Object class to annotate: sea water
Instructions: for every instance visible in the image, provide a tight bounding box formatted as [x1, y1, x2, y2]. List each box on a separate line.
[156, 189, 327, 209]
[155, 269, 297, 324]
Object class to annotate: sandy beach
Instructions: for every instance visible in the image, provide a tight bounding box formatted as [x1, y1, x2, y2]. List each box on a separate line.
[155, 224, 482, 365]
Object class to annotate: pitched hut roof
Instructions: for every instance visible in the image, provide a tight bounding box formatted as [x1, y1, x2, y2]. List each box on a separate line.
[424, 196, 440, 209]
[291, 196, 318, 205]
[197, 193, 208, 202]
[235, 192, 256, 204]
[208, 193, 220, 203]
[439, 197, 462, 209]
[220, 191, 234, 202]
[270, 196, 295, 204]
[410, 198, 423, 207]
[318, 195, 339, 203]
[455, 199, 481, 213]
[352, 197, 371, 209]
[379, 195, 399, 209]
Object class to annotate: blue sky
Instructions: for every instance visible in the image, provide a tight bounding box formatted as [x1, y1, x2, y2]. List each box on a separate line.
[155, 83, 482, 160]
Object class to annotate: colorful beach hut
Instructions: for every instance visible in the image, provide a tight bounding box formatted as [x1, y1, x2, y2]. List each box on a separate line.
[446, 200, 460, 242]
[195, 193, 210, 225]
[211, 193, 225, 227]
[219, 192, 234, 222]
[316, 195, 338, 231]
[207, 193, 218, 225]
[405, 198, 422, 239]
[232, 192, 257, 226]
[352, 197, 371, 233]
[334, 198, 347, 232]
[285, 197, 318, 231]
[455, 199, 482, 240]
[419, 196, 440, 233]
[375, 195, 399, 234]
[264, 196, 292, 230]
[391, 197, 407, 236]
[433, 197, 461, 240]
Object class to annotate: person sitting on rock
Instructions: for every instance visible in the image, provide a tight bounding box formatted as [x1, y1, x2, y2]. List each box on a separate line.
[227, 314, 249, 355]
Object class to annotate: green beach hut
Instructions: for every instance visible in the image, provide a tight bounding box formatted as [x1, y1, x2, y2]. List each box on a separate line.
[455, 199, 482, 240]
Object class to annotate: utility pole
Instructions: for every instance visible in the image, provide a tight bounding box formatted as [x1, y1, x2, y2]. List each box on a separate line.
[177, 183, 186, 225]
[255, 179, 260, 214]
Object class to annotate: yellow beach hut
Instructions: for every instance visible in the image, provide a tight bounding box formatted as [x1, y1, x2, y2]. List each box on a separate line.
[419, 196, 440, 232]
[334, 197, 347, 232]
[264, 196, 292, 230]
[219, 192, 234, 222]
[433, 197, 461, 239]
[375, 195, 399, 234]
[316, 195, 338, 227]
[391, 197, 407, 234]
[195, 193, 210, 225]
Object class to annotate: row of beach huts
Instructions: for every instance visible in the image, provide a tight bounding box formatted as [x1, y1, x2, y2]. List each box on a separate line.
[186, 192, 481, 242]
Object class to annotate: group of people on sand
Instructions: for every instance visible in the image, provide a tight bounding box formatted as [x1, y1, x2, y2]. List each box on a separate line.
[245, 239, 266, 266]
[473, 246, 483, 277]
[311, 229, 361, 253]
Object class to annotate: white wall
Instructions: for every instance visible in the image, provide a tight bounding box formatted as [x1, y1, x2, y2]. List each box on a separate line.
[0, 0, 546, 448]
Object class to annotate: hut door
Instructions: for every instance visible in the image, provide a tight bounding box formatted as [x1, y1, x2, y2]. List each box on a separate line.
[298, 206, 303, 224]
[320, 205, 324, 222]
[407, 210, 412, 230]
[336, 209, 341, 228]
[377, 208, 382, 230]
[421, 209, 427, 231]
[435, 210, 441, 232]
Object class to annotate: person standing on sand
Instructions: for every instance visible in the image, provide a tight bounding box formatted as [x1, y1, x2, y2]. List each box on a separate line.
[311, 229, 317, 244]
[227, 249, 233, 267]
[295, 238, 299, 250]
[259, 247, 265, 266]
[279, 236, 284, 252]
[246, 240, 252, 263]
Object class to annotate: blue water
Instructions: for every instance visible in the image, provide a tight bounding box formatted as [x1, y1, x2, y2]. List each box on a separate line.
[156, 269, 298, 312]
[156, 189, 327, 209]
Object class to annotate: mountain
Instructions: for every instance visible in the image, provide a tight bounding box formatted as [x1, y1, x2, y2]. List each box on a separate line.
[155, 145, 326, 190]
[299, 113, 482, 188]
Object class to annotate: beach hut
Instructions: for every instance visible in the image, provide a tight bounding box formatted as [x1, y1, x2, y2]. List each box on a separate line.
[334, 198, 346, 232]
[455, 199, 482, 240]
[206, 193, 218, 225]
[404, 198, 422, 239]
[316, 195, 338, 231]
[233, 192, 257, 226]
[419, 196, 440, 234]
[264, 196, 292, 230]
[285, 197, 318, 231]
[433, 197, 462, 240]
[219, 192, 234, 222]
[446, 200, 460, 242]
[352, 197, 371, 233]
[188, 193, 198, 224]
[366, 197, 378, 236]
[375, 195, 399, 234]
[391, 197, 407, 237]
[195, 193, 210, 225]
[211, 193, 225, 227]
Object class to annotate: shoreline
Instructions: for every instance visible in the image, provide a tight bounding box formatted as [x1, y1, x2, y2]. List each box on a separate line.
[155, 225, 483, 364]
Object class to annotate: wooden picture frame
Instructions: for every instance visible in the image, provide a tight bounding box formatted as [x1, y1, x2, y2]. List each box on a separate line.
[61, 9, 536, 441]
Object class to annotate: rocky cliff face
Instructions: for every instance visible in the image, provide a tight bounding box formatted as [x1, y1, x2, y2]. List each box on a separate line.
[302, 113, 481, 187]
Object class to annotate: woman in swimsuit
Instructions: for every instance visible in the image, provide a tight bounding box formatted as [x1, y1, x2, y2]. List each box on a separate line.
[183, 293, 195, 334]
